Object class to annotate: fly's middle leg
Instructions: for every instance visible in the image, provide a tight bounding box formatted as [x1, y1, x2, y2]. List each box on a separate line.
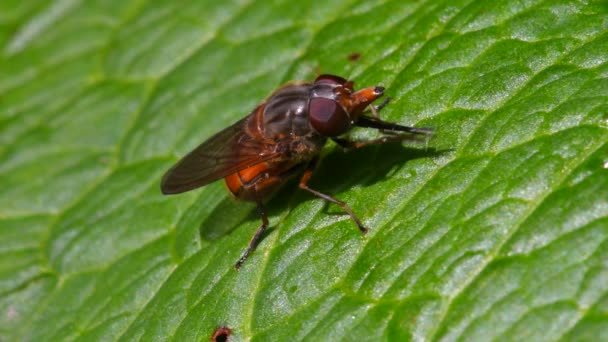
[298, 159, 367, 234]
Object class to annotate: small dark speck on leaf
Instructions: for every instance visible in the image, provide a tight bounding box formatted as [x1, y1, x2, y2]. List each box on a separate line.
[211, 326, 232, 342]
[348, 53, 361, 62]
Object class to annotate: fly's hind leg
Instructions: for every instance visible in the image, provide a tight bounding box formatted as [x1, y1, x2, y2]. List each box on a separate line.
[298, 159, 368, 234]
[235, 200, 268, 269]
[234, 165, 307, 269]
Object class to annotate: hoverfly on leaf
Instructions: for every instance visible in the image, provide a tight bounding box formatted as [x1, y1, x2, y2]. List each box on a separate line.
[161, 74, 433, 269]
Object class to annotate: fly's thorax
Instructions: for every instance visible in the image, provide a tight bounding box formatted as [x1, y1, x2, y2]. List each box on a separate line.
[260, 83, 315, 138]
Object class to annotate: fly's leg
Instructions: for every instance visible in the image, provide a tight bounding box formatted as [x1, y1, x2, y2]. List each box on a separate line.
[339, 114, 434, 150]
[369, 97, 391, 119]
[332, 133, 429, 150]
[298, 159, 367, 234]
[368, 97, 393, 134]
[375, 97, 391, 112]
[234, 165, 307, 269]
[235, 200, 268, 269]
[355, 115, 434, 136]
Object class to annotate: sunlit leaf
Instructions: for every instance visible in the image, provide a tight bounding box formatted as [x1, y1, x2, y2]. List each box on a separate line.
[1, 1, 607, 341]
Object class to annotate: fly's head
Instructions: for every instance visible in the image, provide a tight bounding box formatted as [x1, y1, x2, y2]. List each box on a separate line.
[308, 74, 384, 137]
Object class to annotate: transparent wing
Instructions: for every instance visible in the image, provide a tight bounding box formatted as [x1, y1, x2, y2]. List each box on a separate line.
[161, 115, 280, 194]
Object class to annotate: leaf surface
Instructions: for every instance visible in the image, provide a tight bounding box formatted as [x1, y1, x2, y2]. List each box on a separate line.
[1, 1, 607, 341]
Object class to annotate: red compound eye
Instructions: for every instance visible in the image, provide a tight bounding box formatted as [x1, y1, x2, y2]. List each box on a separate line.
[309, 97, 350, 137]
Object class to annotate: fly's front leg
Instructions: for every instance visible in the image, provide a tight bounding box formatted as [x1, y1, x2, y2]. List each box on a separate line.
[298, 159, 367, 234]
[338, 115, 434, 150]
[332, 133, 429, 150]
[356, 115, 434, 136]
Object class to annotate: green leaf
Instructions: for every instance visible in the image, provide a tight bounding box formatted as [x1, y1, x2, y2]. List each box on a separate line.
[2, 1, 607, 341]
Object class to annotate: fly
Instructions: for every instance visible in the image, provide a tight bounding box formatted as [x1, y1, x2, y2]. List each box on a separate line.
[161, 74, 433, 269]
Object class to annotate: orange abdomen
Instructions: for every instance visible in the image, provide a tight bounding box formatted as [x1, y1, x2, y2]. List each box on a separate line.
[225, 162, 278, 201]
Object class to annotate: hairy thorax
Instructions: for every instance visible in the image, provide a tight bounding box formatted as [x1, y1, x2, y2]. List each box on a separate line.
[259, 82, 327, 163]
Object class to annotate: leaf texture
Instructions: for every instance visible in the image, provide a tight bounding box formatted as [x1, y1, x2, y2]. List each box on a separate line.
[1, 1, 607, 341]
